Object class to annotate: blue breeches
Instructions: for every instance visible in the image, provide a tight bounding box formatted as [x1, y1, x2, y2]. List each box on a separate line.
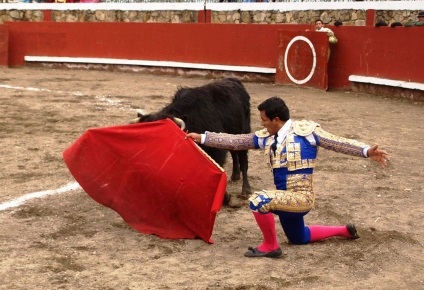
[273, 210, 311, 244]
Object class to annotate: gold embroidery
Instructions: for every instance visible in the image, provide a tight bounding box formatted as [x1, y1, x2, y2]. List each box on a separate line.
[267, 136, 287, 169]
[287, 159, 316, 171]
[249, 190, 314, 213]
[249, 174, 314, 213]
[204, 132, 256, 150]
[268, 132, 316, 171]
[286, 174, 313, 191]
[292, 120, 319, 136]
[255, 128, 271, 138]
[314, 127, 369, 157]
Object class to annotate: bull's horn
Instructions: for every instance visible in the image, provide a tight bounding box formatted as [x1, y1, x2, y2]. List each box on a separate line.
[135, 109, 145, 115]
[130, 109, 144, 124]
[129, 117, 141, 124]
[173, 117, 186, 131]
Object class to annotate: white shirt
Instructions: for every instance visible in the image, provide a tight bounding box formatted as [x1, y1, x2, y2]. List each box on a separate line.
[316, 27, 334, 34]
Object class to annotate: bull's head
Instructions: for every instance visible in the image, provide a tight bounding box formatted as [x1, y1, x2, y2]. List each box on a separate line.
[130, 110, 186, 131]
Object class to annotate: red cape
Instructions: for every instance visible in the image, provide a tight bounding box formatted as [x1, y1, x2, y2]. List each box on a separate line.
[63, 119, 227, 243]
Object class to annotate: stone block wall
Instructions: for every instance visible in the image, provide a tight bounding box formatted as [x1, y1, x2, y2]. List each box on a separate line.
[51, 10, 198, 23]
[0, 9, 422, 26]
[375, 10, 418, 24]
[212, 10, 369, 26]
[0, 9, 44, 22]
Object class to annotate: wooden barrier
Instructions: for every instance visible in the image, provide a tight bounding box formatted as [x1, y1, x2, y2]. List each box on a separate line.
[2, 22, 424, 90]
[0, 25, 8, 67]
[327, 25, 424, 89]
[276, 31, 329, 90]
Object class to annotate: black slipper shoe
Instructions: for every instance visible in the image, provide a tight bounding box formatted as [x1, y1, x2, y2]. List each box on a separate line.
[346, 224, 360, 239]
[244, 247, 283, 258]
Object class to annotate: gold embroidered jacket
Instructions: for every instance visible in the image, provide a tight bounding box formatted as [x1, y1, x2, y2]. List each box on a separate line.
[204, 120, 370, 213]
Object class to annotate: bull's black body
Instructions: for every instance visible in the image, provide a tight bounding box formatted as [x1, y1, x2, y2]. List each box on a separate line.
[134, 78, 252, 204]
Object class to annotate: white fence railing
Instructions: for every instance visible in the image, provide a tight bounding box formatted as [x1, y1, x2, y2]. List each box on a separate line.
[1, 0, 423, 10]
[5, 0, 424, 3]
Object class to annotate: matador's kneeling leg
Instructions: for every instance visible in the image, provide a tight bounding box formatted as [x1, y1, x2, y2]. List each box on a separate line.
[244, 212, 282, 258]
[308, 224, 359, 242]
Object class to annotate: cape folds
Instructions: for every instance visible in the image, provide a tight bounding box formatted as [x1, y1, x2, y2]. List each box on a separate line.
[63, 119, 227, 243]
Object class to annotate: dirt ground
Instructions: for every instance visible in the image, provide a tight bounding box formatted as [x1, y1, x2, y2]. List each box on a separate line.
[0, 67, 423, 290]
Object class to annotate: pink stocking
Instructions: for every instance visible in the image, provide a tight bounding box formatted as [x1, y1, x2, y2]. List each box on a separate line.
[308, 225, 351, 242]
[252, 212, 280, 252]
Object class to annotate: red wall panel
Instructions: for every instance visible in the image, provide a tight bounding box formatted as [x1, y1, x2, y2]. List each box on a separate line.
[7, 22, 309, 68]
[4, 22, 424, 89]
[276, 31, 329, 90]
[0, 25, 9, 67]
[328, 25, 424, 88]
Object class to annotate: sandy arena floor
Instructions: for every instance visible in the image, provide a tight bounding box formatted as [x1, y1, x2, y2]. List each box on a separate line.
[0, 67, 423, 289]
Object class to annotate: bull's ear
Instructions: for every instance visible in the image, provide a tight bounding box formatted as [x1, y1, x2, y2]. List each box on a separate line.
[129, 109, 145, 124]
[135, 109, 145, 118]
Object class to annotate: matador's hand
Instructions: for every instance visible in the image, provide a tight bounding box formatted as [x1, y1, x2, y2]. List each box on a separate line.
[185, 133, 201, 144]
[367, 145, 390, 168]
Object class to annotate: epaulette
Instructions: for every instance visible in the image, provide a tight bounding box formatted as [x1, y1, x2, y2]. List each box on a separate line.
[254, 128, 271, 138]
[292, 120, 319, 136]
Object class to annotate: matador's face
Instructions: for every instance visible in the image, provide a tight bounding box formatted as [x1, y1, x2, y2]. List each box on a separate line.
[259, 110, 280, 136]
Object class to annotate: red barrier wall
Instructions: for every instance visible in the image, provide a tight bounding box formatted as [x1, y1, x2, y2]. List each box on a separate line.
[3, 22, 424, 89]
[276, 31, 330, 90]
[7, 22, 309, 68]
[0, 25, 8, 67]
[328, 25, 424, 88]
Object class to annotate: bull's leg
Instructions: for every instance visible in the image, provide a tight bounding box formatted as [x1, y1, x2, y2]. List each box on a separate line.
[223, 192, 231, 206]
[238, 150, 252, 196]
[229, 151, 241, 181]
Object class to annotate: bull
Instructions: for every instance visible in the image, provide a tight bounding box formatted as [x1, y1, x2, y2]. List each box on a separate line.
[130, 78, 252, 204]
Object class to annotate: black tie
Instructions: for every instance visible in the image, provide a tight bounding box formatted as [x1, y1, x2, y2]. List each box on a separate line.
[271, 133, 278, 156]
